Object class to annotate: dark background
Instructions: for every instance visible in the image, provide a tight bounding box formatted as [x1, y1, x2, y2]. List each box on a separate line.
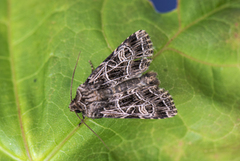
[151, 0, 177, 13]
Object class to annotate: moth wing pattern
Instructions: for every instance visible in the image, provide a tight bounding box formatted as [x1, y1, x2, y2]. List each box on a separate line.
[100, 72, 177, 119]
[69, 30, 177, 119]
[84, 30, 153, 89]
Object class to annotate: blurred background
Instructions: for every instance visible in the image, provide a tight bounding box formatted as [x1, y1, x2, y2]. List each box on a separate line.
[151, 0, 177, 13]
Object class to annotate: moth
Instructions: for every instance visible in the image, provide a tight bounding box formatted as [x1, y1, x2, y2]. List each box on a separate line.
[69, 30, 177, 147]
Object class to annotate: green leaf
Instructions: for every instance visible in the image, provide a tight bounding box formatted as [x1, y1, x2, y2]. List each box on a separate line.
[1, 0, 240, 160]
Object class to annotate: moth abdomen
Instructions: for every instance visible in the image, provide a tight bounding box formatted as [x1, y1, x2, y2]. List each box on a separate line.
[140, 72, 160, 86]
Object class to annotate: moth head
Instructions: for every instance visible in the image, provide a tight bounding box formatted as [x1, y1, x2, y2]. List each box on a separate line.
[69, 98, 82, 113]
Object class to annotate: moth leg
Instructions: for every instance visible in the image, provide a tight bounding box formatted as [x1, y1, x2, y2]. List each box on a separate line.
[88, 60, 95, 72]
[77, 113, 85, 127]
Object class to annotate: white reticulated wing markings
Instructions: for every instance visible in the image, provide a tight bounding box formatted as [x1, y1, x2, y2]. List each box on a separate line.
[69, 30, 177, 120]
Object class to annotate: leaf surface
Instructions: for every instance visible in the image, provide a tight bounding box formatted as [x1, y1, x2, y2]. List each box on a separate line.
[0, 0, 240, 160]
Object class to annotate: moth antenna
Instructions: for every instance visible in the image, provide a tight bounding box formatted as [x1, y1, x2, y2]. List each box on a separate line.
[75, 112, 109, 150]
[70, 52, 81, 101]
